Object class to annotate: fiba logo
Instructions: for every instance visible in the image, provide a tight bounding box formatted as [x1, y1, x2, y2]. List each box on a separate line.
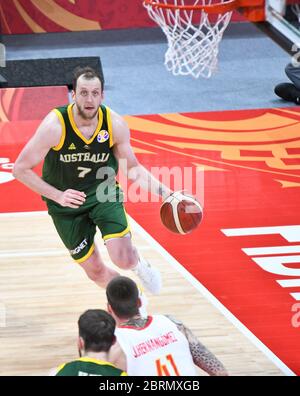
[0, 158, 14, 184]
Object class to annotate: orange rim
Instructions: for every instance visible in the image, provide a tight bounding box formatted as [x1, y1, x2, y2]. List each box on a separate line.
[143, 0, 239, 14]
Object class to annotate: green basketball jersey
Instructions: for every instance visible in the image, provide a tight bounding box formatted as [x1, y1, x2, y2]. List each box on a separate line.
[55, 357, 127, 376]
[42, 103, 118, 198]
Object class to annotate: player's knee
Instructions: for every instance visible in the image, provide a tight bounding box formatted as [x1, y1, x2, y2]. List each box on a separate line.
[80, 256, 106, 281]
[85, 265, 106, 282]
[113, 248, 137, 270]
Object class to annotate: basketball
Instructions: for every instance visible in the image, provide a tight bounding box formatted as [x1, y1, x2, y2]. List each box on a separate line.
[160, 192, 203, 234]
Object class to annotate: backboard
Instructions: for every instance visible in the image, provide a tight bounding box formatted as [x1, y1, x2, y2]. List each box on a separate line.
[266, 0, 300, 46]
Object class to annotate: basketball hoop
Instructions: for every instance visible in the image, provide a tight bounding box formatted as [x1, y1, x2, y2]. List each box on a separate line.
[143, 0, 238, 78]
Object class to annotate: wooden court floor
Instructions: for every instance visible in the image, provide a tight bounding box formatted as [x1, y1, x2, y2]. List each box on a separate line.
[0, 211, 283, 376]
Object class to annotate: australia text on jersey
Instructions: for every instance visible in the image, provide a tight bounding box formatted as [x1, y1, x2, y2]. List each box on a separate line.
[59, 153, 110, 163]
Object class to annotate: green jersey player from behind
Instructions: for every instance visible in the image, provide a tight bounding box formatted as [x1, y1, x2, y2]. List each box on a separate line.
[53, 309, 127, 376]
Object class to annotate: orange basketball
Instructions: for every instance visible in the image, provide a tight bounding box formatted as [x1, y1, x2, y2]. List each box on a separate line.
[160, 192, 203, 234]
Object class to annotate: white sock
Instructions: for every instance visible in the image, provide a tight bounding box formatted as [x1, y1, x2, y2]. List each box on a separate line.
[132, 253, 162, 295]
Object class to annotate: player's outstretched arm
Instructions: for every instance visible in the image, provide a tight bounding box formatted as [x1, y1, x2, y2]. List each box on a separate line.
[13, 111, 86, 208]
[111, 110, 172, 200]
[167, 315, 229, 376]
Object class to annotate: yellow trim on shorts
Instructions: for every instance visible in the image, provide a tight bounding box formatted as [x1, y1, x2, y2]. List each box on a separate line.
[74, 243, 95, 264]
[52, 109, 66, 151]
[103, 204, 131, 241]
[103, 225, 130, 241]
[106, 106, 113, 148]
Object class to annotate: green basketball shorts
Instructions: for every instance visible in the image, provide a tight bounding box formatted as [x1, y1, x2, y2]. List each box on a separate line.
[49, 197, 130, 263]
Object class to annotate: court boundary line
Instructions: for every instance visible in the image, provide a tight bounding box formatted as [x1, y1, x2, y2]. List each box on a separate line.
[0, 210, 295, 376]
[130, 219, 295, 376]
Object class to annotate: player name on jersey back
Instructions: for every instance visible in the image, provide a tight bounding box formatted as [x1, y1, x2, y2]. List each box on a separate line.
[132, 330, 178, 358]
[116, 315, 197, 376]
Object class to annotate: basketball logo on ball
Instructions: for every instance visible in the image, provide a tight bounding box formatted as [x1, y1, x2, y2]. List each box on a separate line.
[160, 191, 203, 234]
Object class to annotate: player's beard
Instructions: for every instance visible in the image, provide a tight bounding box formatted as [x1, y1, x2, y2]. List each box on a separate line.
[77, 103, 98, 120]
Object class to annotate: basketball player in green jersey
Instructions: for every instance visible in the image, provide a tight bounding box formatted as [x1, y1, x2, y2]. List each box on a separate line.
[13, 66, 170, 294]
[53, 309, 127, 376]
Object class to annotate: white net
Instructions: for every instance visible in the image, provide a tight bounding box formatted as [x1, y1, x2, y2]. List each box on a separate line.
[143, 0, 234, 78]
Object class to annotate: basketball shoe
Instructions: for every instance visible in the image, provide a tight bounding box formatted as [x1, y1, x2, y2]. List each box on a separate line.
[133, 256, 162, 295]
[274, 83, 300, 104]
